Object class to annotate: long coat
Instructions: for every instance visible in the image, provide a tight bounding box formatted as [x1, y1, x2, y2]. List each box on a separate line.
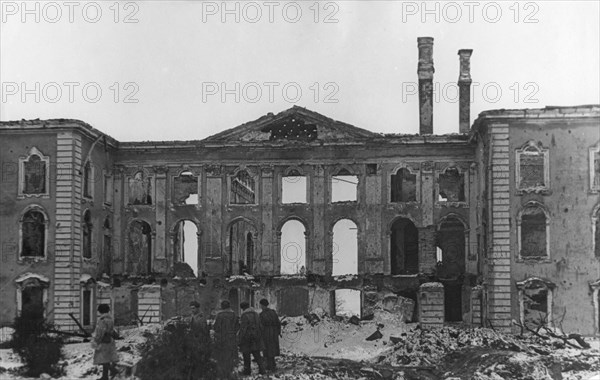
[259, 308, 281, 357]
[189, 312, 210, 346]
[92, 314, 119, 365]
[213, 308, 239, 379]
[238, 308, 263, 354]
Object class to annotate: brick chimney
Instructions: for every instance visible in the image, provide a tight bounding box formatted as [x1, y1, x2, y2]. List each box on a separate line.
[458, 49, 473, 133]
[417, 37, 434, 135]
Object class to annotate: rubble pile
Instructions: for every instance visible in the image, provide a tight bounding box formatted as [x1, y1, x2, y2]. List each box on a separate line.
[375, 326, 600, 380]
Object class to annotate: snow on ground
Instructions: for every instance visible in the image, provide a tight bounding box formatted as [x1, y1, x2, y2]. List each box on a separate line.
[0, 314, 598, 380]
[280, 310, 408, 361]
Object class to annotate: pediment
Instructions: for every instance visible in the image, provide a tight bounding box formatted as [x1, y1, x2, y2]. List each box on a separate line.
[203, 106, 379, 143]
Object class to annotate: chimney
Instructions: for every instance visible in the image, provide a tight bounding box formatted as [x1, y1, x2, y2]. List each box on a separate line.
[417, 37, 434, 135]
[458, 49, 473, 133]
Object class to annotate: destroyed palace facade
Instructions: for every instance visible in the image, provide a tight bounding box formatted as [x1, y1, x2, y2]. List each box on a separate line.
[1, 38, 599, 336]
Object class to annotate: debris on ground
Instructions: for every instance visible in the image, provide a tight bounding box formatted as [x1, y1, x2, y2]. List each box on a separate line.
[0, 312, 598, 380]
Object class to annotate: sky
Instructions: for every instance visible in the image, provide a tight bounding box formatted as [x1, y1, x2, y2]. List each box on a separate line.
[1, 0, 599, 141]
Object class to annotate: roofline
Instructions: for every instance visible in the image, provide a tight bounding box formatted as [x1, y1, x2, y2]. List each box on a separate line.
[0, 118, 120, 148]
[473, 104, 600, 127]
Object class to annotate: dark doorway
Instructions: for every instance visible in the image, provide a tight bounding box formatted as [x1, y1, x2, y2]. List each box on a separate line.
[21, 286, 44, 320]
[390, 218, 419, 274]
[437, 217, 466, 322]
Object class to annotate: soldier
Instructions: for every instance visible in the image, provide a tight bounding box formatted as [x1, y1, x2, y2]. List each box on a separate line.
[91, 304, 119, 380]
[188, 301, 210, 347]
[258, 298, 281, 371]
[213, 300, 238, 380]
[238, 301, 265, 376]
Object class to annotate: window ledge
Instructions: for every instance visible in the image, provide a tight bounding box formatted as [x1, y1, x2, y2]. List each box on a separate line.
[17, 193, 50, 199]
[516, 256, 551, 263]
[18, 256, 47, 263]
[436, 201, 469, 208]
[516, 188, 551, 195]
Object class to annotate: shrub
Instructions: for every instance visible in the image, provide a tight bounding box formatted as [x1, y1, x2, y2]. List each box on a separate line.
[10, 316, 65, 377]
[136, 320, 216, 380]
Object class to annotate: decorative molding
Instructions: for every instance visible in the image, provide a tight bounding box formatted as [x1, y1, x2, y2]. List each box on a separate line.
[18, 147, 50, 199]
[515, 140, 550, 194]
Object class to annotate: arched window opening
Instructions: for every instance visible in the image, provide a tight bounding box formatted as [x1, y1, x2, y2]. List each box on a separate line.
[128, 220, 152, 274]
[334, 289, 361, 318]
[228, 219, 256, 275]
[280, 220, 306, 275]
[82, 210, 92, 259]
[391, 168, 417, 202]
[174, 220, 199, 277]
[21, 210, 46, 257]
[331, 168, 358, 202]
[230, 170, 256, 204]
[332, 219, 358, 276]
[390, 218, 419, 275]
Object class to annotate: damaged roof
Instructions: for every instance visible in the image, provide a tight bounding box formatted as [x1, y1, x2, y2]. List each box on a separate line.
[202, 105, 381, 143]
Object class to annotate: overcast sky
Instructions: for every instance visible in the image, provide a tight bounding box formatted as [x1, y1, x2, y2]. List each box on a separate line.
[1, 0, 599, 141]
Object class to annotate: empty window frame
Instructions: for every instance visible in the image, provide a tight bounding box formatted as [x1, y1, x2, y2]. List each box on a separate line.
[516, 141, 550, 193]
[103, 172, 113, 205]
[331, 168, 358, 203]
[83, 161, 94, 199]
[15, 273, 50, 320]
[230, 170, 256, 205]
[590, 143, 600, 192]
[332, 219, 358, 276]
[282, 168, 307, 204]
[19, 147, 50, 198]
[517, 202, 549, 260]
[20, 207, 48, 258]
[174, 219, 200, 276]
[391, 167, 417, 202]
[334, 289, 362, 318]
[173, 171, 199, 205]
[80, 276, 96, 327]
[227, 219, 256, 275]
[517, 278, 555, 330]
[280, 219, 306, 275]
[82, 210, 93, 259]
[438, 167, 465, 202]
[593, 205, 600, 258]
[128, 171, 153, 205]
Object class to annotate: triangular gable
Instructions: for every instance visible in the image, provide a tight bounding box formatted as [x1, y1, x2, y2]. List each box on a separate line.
[203, 106, 379, 143]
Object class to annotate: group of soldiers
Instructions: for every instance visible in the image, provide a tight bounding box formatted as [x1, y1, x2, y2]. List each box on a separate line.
[189, 298, 282, 379]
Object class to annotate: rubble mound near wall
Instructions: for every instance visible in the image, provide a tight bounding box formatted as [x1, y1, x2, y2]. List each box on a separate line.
[375, 326, 600, 380]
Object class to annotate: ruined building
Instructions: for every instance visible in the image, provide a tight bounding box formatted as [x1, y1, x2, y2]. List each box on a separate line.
[1, 38, 599, 336]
